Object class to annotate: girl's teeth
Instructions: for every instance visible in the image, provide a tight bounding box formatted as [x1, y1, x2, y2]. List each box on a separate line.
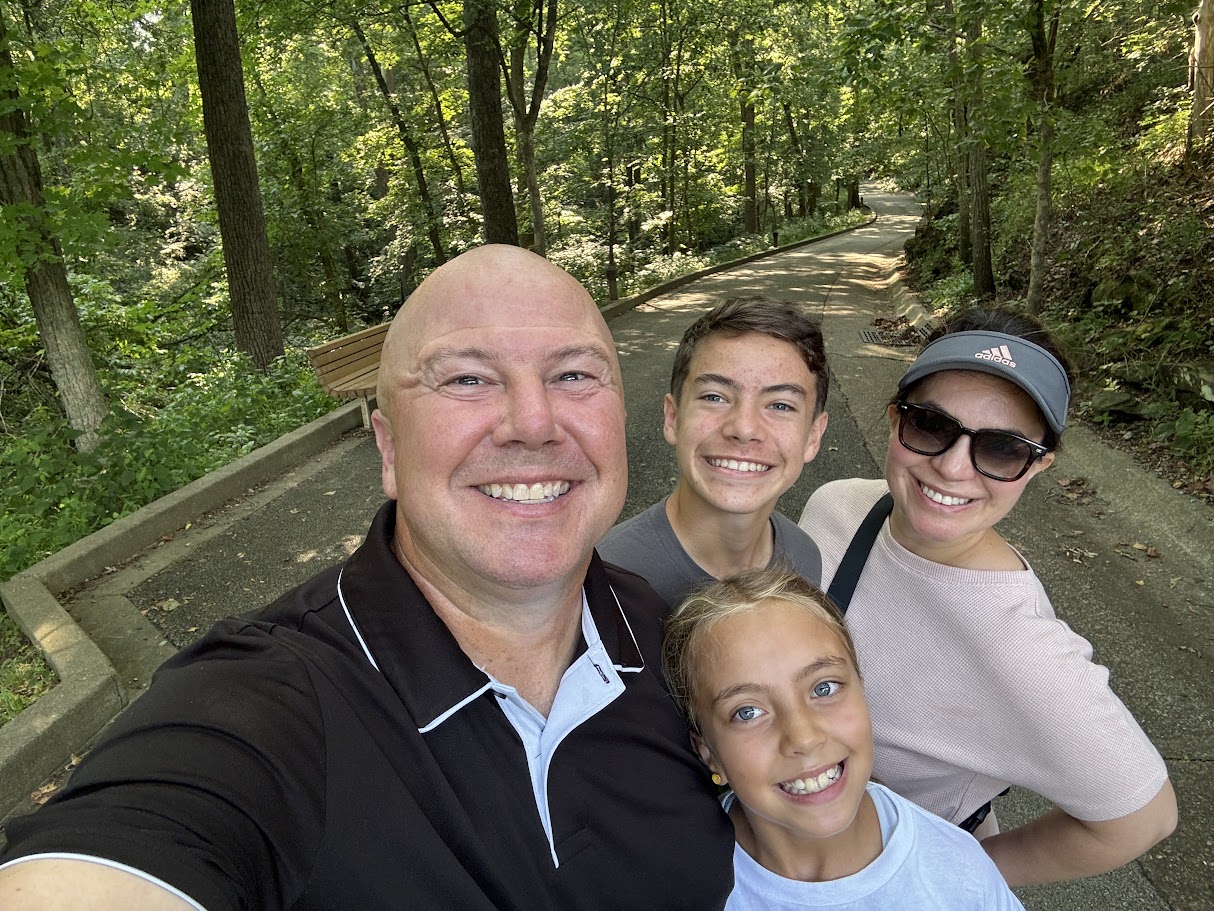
[780, 763, 842, 795]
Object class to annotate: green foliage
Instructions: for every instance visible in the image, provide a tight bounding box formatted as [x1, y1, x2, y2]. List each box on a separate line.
[924, 269, 976, 311]
[0, 351, 335, 581]
[0, 612, 55, 725]
[1154, 409, 1214, 476]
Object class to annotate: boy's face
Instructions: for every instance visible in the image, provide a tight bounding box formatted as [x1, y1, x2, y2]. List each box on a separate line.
[664, 332, 827, 519]
[693, 599, 873, 848]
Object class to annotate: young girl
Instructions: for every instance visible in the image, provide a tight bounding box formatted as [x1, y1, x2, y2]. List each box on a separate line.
[663, 567, 1024, 909]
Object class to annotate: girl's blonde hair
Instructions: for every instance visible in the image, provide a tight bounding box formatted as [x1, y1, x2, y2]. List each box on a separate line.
[662, 565, 860, 733]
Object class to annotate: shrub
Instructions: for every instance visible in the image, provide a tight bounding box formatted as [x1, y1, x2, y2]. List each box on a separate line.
[0, 350, 334, 582]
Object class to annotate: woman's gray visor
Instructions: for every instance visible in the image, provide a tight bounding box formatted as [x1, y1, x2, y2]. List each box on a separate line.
[897, 330, 1071, 436]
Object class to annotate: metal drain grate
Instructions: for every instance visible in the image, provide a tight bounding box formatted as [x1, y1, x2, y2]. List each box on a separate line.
[860, 326, 927, 347]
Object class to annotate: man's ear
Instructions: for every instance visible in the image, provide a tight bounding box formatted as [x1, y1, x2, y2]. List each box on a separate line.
[371, 409, 398, 501]
[802, 410, 829, 464]
[662, 393, 680, 447]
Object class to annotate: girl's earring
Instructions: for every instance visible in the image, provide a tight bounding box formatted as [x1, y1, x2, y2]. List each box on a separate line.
[711, 773, 724, 786]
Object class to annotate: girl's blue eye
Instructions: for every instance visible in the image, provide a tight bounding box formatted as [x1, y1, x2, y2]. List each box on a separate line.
[733, 705, 763, 722]
[812, 681, 841, 698]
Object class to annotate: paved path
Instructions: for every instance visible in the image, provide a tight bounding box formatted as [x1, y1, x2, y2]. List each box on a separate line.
[32, 186, 1214, 909]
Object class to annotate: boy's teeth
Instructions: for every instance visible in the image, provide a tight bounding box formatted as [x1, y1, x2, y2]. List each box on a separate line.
[921, 484, 971, 506]
[779, 763, 842, 795]
[709, 458, 770, 472]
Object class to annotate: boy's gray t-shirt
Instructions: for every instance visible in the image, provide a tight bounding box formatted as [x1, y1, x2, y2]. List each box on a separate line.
[597, 496, 822, 606]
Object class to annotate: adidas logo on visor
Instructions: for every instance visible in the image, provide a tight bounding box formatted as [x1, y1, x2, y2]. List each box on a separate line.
[974, 345, 1016, 368]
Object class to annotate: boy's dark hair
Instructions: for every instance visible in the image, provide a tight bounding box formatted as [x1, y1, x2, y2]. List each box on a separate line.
[669, 297, 829, 415]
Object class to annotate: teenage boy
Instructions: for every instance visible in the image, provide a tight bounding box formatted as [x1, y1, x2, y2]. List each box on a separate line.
[600, 297, 829, 605]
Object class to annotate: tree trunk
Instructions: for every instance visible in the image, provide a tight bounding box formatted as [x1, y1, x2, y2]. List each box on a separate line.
[1026, 0, 1059, 315]
[922, 113, 932, 209]
[463, 0, 519, 245]
[953, 99, 972, 264]
[190, 0, 284, 370]
[660, 0, 677, 255]
[504, 0, 557, 255]
[942, 0, 971, 263]
[1189, 0, 1214, 154]
[626, 160, 641, 244]
[0, 12, 108, 450]
[969, 139, 994, 296]
[967, 16, 994, 297]
[782, 102, 809, 217]
[514, 124, 544, 250]
[403, 3, 468, 204]
[606, 169, 619, 300]
[1026, 122, 1053, 314]
[741, 94, 757, 232]
[353, 21, 447, 265]
[251, 71, 349, 330]
[733, 34, 757, 234]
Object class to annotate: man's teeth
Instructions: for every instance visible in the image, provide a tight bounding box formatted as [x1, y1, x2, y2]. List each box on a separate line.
[709, 458, 770, 472]
[780, 764, 842, 795]
[477, 481, 571, 503]
[921, 484, 971, 506]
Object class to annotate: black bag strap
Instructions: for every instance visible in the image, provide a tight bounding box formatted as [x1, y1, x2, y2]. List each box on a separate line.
[825, 492, 894, 615]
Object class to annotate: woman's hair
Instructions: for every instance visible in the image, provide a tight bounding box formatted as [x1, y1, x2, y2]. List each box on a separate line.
[662, 565, 859, 733]
[897, 307, 1075, 450]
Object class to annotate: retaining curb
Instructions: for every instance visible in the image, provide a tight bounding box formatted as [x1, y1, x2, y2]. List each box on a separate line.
[0, 575, 125, 815]
[0, 400, 366, 816]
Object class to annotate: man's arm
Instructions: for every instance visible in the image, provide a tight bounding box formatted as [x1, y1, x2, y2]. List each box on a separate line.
[0, 858, 198, 911]
[981, 779, 1177, 886]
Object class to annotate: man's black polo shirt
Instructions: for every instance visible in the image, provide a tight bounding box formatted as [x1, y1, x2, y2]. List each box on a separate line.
[2, 503, 734, 910]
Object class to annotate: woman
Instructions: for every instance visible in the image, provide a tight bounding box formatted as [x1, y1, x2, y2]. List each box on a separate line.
[799, 308, 1176, 886]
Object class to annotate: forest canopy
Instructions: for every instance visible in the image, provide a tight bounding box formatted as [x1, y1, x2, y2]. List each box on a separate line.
[0, 0, 1211, 582]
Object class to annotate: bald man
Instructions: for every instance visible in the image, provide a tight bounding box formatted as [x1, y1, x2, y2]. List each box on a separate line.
[0, 247, 733, 911]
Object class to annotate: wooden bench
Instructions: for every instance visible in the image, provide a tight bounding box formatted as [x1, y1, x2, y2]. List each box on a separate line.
[306, 322, 390, 428]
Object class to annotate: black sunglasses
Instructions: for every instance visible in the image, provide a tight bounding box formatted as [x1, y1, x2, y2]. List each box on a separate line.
[895, 402, 1051, 482]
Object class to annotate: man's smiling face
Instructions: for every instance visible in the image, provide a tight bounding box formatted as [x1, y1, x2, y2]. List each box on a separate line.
[664, 332, 827, 519]
[372, 246, 628, 601]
